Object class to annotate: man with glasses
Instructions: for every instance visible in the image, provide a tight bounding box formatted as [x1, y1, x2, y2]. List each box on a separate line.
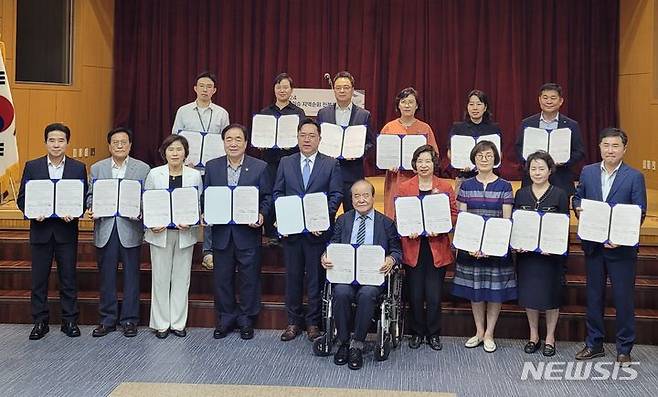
[172, 71, 230, 270]
[317, 71, 372, 212]
[87, 128, 150, 337]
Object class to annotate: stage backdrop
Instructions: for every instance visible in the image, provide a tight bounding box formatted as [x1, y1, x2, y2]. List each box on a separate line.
[113, 0, 619, 178]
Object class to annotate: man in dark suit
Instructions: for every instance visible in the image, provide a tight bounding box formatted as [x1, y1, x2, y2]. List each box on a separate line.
[274, 118, 343, 342]
[17, 123, 88, 340]
[321, 179, 402, 370]
[316, 71, 372, 212]
[87, 127, 150, 338]
[515, 83, 585, 196]
[204, 124, 272, 340]
[572, 128, 647, 366]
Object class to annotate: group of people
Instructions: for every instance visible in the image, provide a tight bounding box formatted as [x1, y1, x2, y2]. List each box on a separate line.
[15, 71, 647, 372]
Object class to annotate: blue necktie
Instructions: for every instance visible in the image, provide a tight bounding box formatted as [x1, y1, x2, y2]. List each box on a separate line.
[302, 158, 311, 189]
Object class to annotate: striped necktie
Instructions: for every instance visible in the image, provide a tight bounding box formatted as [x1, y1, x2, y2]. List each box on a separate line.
[356, 214, 367, 245]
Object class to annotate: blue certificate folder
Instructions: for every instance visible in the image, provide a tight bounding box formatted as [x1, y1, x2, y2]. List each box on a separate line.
[91, 178, 143, 218]
[23, 179, 84, 219]
[274, 192, 329, 235]
[142, 186, 200, 229]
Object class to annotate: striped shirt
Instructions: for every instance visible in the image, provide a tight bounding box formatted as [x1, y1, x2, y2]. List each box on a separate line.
[457, 177, 513, 217]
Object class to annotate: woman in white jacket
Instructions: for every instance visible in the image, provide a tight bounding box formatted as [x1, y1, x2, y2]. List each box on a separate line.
[144, 134, 203, 338]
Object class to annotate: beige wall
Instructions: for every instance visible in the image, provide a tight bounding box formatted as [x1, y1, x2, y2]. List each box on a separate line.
[619, 0, 658, 189]
[0, 0, 114, 174]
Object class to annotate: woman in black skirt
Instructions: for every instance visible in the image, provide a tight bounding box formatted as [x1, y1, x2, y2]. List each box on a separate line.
[514, 151, 569, 357]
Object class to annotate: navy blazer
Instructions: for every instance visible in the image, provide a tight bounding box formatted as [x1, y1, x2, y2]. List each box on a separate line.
[515, 113, 585, 195]
[203, 155, 272, 250]
[17, 156, 88, 244]
[572, 162, 647, 257]
[316, 104, 373, 184]
[273, 152, 343, 243]
[330, 209, 403, 266]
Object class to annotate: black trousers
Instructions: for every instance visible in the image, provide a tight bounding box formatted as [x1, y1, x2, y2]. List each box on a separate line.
[333, 284, 381, 344]
[282, 238, 325, 327]
[213, 241, 261, 329]
[31, 236, 79, 323]
[405, 238, 446, 337]
[97, 226, 141, 326]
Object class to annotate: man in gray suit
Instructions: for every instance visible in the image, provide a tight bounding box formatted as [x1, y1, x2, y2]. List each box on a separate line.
[86, 127, 151, 337]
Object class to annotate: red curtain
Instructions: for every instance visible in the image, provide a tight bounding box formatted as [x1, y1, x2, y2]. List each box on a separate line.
[113, 0, 618, 178]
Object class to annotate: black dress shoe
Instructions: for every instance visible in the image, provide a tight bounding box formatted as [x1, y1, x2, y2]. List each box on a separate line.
[155, 329, 169, 339]
[92, 324, 116, 337]
[29, 322, 49, 340]
[348, 348, 363, 370]
[240, 326, 254, 340]
[409, 334, 423, 349]
[428, 335, 443, 351]
[524, 341, 541, 354]
[616, 353, 632, 366]
[575, 346, 604, 360]
[61, 321, 81, 337]
[213, 327, 228, 339]
[543, 343, 556, 357]
[123, 322, 138, 338]
[171, 328, 187, 338]
[333, 344, 349, 366]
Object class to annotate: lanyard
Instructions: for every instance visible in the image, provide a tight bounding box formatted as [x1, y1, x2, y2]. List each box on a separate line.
[195, 107, 213, 132]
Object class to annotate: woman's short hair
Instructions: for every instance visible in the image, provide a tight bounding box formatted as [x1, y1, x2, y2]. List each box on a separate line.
[159, 134, 190, 160]
[469, 140, 500, 165]
[411, 144, 440, 172]
[394, 87, 421, 113]
[525, 150, 556, 174]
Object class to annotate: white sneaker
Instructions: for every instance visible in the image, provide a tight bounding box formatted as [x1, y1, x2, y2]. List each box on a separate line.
[201, 253, 214, 270]
[465, 335, 483, 348]
[483, 338, 497, 353]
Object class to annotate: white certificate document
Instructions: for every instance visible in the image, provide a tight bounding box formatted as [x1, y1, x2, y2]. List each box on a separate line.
[275, 195, 305, 235]
[342, 125, 367, 158]
[401, 135, 427, 170]
[539, 212, 570, 255]
[92, 179, 120, 218]
[452, 212, 485, 252]
[450, 135, 476, 169]
[422, 194, 453, 234]
[178, 130, 203, 166]
[233, 186, 259, 224]
[142, 189, 171, 228]
[356, 245, 385, 286]
[480, 218, 512, 257]
[171, 187, 200, 226]
[24, 179, 55, 219]
[201, 133, 225, 165]
[251, 114, 277, 148]
[203, 186, 232, 225]
[522, 127, 549, 160]
[326, 243, 355, 284]
[609, 204, 642, 246]
[303, 192, 330, 232]
[54, 179, 84, 218]
[394, 196, 424, 237]
[577, 199, 611, 243]
[376, 134, 401, 170]
[510, 210, 541, 252]
[318, 123, 344, 158]
[548, 128, 572, 164]
[478, 134, 502, 167]
[276, 114, 300, 148]
[118, 179, 142, 219]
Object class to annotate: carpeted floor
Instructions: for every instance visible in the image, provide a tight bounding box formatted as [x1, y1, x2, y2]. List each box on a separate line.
[0, 324, 655, 397]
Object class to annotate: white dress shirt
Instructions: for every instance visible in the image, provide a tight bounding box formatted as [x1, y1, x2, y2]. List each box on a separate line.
[111, 156, 129, 179]
[47, 156, 66, 179]
[171, 101, 230, 134]
[335, 103, 353, 127]
[601, 161, 623, 201]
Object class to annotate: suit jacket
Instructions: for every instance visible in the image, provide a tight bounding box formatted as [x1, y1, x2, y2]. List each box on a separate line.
[17, 156, 88, 244]
[203, 155, 272, 250]
[572, 162, 647, 257]
[273, 152, 343, 243]
[143, 165, 203, 249]
[515, 113, 585, 196]
[330, 209, 403, 266]
[87, 157, 151, 248]
[397, 176, 458, 268]
[316, 104, 372, 184]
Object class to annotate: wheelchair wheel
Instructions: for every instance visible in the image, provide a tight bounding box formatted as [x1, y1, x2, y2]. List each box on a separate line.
[374, 320, 391, 361]
[313, 334, 333, 357]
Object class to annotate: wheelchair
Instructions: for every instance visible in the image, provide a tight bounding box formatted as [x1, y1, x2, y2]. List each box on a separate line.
[312, 268, 405, 361]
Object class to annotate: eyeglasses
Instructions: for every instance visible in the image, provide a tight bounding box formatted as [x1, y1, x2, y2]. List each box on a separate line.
[110, 140, 129, 147]
[475, 154, 494, 161]
[334, 85, 353, 91]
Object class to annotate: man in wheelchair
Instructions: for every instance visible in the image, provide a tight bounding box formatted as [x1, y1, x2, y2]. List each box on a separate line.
[319, 179, 402, 370]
